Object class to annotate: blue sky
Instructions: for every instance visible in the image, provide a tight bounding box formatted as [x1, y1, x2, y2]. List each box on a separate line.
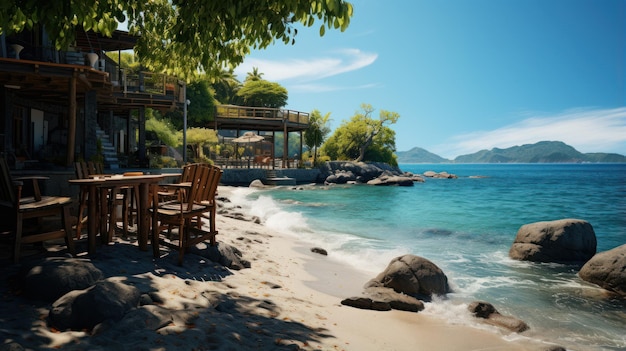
[233, 0, 625, 159]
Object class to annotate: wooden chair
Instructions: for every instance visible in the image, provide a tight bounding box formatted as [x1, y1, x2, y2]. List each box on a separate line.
[151, 163, 222, 265]
[0, 157, 75, 263]
[74, 161, 106, 238]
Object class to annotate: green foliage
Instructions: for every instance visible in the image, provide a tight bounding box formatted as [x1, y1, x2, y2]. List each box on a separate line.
[453, 140, 626, 163]
[186, 78, 217, 127]
[322, 103, 399, 165]
[0, 0, 353, 79]
[149, 155, 178, 169]
[274, 132, 302, 158]
[184, 127, 218, 162]
[236, 80, 288, 108]
[211, 69, 241, 105]
[163, 77, 217, 129]
[304, 109, 331, 165]
[105, 51, 140, 71]
[245, 67, 264, 82]
[146, 115, 179, 147]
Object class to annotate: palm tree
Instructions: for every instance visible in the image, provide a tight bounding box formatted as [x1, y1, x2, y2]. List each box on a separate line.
[304, 109, 332, 165]
[212, 68, 241, 104]
[245, 66, 264, 82]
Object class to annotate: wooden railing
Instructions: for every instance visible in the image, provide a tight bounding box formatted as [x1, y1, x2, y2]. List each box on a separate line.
[216, 105, 309, 125]
[121, 70, 181, 98]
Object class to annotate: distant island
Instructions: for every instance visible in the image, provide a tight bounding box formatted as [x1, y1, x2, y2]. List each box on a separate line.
[396, 141, 626, 163]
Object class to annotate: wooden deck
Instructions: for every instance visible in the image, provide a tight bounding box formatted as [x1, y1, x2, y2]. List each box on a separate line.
[214, 105, 309, 132]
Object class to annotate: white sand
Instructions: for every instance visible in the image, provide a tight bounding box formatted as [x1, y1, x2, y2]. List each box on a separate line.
[0, 186, 555, 350]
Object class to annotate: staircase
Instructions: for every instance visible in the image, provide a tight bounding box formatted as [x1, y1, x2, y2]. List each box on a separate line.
[264, 169, 296, 186]
[95, 126, 120, 170]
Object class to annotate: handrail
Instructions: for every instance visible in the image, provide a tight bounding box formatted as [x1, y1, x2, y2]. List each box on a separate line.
[215, 105, 309, 125]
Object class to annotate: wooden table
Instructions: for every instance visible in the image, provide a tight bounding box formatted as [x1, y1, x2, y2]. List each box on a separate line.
[69, 174, 165, 255]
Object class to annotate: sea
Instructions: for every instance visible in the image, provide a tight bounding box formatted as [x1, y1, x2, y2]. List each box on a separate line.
[225, 163, 626, 351]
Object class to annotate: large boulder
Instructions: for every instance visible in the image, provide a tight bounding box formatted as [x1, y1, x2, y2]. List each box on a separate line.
[578, 244, 626, 296]
[365, 254, 450, 299]
[509, 219, 597, 264]
[366, 172, 415, 186]
[19, 257, 103, 302]
[325, 170, 356, 185]
[48, 278, 141, 331]
[320, 161, 403, 184]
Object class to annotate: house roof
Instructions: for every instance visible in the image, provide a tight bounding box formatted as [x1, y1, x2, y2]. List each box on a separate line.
[74, 30, 138, 52]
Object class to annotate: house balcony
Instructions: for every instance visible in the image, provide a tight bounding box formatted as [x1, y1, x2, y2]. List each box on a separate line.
[214, 105, 309, 133]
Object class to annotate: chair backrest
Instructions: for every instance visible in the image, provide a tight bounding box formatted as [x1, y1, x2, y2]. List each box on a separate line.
[181, 163, 221, 209]
[199, 165, 222, 205]
[0, 157, 17, 207]
[74, 161, 89, 179]
[87, 161, 104, 175]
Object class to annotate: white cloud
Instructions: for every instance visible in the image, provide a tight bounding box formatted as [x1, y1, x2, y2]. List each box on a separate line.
[290, 82, 379, 93]
[432, 107, 626, 159]
[233, 48, 378, 82]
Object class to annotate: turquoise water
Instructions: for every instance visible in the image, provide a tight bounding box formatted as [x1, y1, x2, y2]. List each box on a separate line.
[227, 163, 626, 351]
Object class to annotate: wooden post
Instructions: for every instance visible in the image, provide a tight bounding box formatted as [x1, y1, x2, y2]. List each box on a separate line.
[66, 73, 77, 167]
[138, 107, 146, 167]
[283, 117, 288, 168]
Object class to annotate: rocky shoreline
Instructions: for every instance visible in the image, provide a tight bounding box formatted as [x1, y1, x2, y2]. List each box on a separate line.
[1, 187, 623, 351]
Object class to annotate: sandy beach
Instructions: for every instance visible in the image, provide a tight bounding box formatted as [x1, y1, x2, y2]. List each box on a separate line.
[0, 186, 557, 351]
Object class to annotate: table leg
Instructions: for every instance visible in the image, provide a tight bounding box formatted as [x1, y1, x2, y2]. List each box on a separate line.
[88, 185, 98, 255]
[138, 182, 149, 251]
[99, 187, 109, 244]
[151, 183, 160, 258]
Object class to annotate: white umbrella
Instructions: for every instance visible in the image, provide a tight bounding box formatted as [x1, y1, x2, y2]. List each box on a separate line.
[232, 132, 265, 162]
[232, 131, 264, 143]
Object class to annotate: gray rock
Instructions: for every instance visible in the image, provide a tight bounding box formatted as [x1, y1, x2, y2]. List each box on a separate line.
[320, 161, 404, 184]
[191, 242, 251, 270]
[340, 296, 391, 311]
[365, 254, 450, 299]
[311, 247, 328, 256]
[19, 257, 103, 302]
[363, 286, 424, 312]
[367, 174, 415, 186]
[249, 179, 266, 188]
[0, 342, 25, 351]
[49, 278, 141, 331]
[325, 170, 356, 184]
[468, 301, 529, 333]
[509, 219, 597, 264]
[578, 244, 626, 296]
[423, 171, 458, 179]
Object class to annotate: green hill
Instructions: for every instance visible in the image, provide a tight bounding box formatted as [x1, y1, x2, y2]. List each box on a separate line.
[453, 141, 626, 163]
[396, 147, 450, 163]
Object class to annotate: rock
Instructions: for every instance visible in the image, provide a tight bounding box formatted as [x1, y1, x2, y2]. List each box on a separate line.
[311, 247, 328, 256]
[191, 242, 251, 270]
[406, 173, 425, 182]
[423, 171, 458, 179]
[0, 342, 25, 351]
[365, 254, 450, 299]
[19, 257, 103, 302]
[48, 278, 141, 331]
[578, 244, 626, 296]
[509, 219, 597, 264]
[325, 170, 356, 184]
[366, 174, 415, 186]
[468, 301, 529, 333]
[363, 286, 424, 312]
[340, 297, 391, 311]
[320, 161, 404, 184]
[249, 179, 266, 188]
[543, 347, 567, 351]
